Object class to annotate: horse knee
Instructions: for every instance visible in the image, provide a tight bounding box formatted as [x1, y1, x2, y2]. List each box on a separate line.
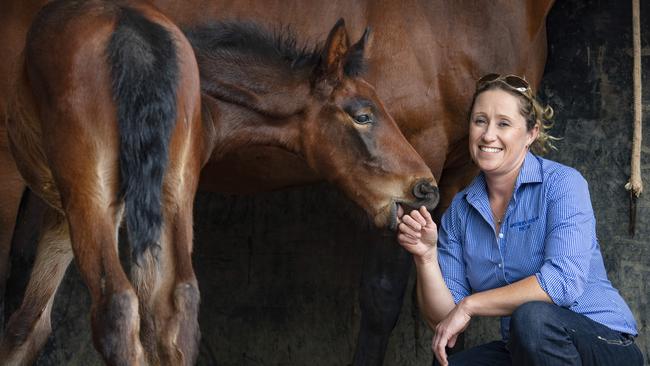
[92, 290, 144, 366]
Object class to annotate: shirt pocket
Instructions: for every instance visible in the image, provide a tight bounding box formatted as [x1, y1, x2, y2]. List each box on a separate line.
[505, 217, 545, 277]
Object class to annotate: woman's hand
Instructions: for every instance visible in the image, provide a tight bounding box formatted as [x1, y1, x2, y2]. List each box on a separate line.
[397, 205, 438, 261]
[432, 301, 472, 366]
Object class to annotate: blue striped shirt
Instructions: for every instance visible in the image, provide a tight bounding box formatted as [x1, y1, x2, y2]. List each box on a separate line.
[437, 152, 638, 340]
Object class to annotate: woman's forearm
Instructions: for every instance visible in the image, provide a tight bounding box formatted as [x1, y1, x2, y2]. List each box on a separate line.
[460, 275, 553, 317]
[414, 255, 456, 328]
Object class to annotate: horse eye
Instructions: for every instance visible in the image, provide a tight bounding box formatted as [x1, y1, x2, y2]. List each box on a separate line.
[354, 113, 373, 124]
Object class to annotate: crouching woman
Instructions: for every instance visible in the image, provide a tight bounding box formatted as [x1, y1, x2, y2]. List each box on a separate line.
[397, 74, 643, 366]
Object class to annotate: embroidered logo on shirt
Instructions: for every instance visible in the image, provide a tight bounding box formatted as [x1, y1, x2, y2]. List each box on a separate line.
[509, 216, 539, 231]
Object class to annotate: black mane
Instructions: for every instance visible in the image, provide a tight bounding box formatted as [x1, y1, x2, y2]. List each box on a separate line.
[184, 22, 322, 73]
[184, 21, 367, 77]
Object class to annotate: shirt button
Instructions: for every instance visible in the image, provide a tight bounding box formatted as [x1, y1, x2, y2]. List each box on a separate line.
[498, 233, 504, 239]
[498, 263, 503, 268]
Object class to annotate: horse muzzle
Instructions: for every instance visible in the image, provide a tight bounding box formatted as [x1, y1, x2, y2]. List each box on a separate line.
[386, 180, 439, 231]
[411, 179, 440, 210]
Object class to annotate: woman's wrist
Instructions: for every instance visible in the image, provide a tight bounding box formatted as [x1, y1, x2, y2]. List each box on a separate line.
[413, 249, 438, 266]
[458, 296, 476, 317]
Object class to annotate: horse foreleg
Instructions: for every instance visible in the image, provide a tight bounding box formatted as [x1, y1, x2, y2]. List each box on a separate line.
[353, 231, 413, 366]
[0, 209, 71, 366]
[65, 206, 146, 366]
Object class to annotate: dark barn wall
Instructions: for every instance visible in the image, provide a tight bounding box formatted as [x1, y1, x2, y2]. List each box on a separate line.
[8, 0, 649, 365]
[543, 0, 650, 359]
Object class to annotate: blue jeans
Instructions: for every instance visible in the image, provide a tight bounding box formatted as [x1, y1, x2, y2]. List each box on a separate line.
[433, 302, 644, 366]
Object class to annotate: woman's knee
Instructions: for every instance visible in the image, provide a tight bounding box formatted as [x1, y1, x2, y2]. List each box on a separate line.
[510, 301, 559, 346]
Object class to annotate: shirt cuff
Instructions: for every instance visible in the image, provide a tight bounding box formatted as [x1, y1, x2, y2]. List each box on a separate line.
[535, 270, 571, 307]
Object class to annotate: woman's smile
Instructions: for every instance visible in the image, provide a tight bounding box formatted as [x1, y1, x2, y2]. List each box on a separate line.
[478, 145, 504, 153]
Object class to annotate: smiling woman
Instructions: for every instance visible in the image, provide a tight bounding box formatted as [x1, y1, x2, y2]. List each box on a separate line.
[396, 74, 643, 366]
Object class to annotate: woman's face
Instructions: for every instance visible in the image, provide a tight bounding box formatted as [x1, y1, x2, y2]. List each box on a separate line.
[469, 89, 539, 177]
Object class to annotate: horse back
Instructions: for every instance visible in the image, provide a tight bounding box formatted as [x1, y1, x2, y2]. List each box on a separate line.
[10, 0, 202, 259]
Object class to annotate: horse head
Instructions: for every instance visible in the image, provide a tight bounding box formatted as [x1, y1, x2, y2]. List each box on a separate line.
[188, 19, 439, 230]
[301, 20, 439, 229]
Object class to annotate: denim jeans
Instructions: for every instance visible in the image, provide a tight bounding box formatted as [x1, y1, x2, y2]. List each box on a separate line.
[433, 301, 644, 366]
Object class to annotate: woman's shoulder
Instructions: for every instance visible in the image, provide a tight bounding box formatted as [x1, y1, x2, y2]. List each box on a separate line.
[537, 156, 588, 187]
[535, 156, 591, 202]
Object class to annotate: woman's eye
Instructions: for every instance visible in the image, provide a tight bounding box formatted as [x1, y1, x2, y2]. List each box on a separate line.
[354, 114, 373, 124]
[474, 118, 487, 125]
[498, 120, 511, 127]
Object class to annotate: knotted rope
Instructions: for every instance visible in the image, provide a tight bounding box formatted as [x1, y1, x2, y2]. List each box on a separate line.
[625, 0, 643, 235]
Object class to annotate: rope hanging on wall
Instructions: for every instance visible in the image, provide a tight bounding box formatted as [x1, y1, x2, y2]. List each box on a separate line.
[625, 0, 643, 236]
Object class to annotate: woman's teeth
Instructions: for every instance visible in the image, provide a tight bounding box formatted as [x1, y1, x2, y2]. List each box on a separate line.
[480, 146, 503, 153]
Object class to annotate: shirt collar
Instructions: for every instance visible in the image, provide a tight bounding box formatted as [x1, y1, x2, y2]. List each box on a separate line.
[517, 151, 543, 186]
[464, 152, 543, 203]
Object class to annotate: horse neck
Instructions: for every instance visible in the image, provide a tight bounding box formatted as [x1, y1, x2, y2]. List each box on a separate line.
[201, 95, 303, 161]
[196, 54, 312, 115]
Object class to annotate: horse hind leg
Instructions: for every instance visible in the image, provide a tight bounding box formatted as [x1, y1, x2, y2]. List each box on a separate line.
[164, 203, 201, 365]
[132, 204, 200, 366]
[60, 198, 146, 366]
[133, 134, 203, 365]
[134, 141, 203, 365]
[0, 208, 72, 366]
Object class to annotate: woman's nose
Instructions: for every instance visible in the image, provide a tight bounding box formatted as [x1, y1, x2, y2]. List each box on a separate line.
[482, 122, 497, 141]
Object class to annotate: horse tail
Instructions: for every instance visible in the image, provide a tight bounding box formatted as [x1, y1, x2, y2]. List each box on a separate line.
[107, 7, 179, 262]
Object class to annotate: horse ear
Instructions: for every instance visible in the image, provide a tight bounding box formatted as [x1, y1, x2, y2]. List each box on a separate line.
[344, 26, 372, 77]
[313, 18, 350, 85]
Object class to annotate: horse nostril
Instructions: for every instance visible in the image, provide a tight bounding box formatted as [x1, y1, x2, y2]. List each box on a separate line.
[412, 180, 439, 201]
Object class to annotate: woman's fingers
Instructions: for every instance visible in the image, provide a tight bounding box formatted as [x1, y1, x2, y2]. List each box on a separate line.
[433, 329, 449, 366]
[397, 233, 418, 246]
[420, 206, 435, 227]
[398, 223, 421, 239]
[448, 333, 458, 348]
[409, 209, 427, 227]
[431, 334, 441, 365]
[401, 214, 422, 231]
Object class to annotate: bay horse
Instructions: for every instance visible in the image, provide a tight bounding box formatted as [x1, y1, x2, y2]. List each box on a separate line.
[3, 1, 205, 365]
[0, 0, 438, 364]
[0, 1, 555, 365]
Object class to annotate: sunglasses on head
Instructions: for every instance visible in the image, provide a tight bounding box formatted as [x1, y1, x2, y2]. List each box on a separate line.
[476, 73, 532, 97]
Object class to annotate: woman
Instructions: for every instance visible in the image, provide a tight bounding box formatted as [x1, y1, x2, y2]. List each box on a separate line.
[397, 74, 643, 366]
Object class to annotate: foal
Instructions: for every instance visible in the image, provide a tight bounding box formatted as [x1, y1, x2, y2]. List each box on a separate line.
[2, 1, 204, 365]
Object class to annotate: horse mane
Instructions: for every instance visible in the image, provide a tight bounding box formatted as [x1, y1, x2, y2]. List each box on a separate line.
[185, 21, 366, 77]
[185, 22, 322, 73]
[184, 22, 367, 118]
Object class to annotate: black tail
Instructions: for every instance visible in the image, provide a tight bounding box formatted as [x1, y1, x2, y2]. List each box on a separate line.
[107, 7, 179, 262]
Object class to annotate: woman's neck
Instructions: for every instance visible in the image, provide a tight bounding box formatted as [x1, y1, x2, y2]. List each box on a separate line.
[485, 160, 524, 203]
